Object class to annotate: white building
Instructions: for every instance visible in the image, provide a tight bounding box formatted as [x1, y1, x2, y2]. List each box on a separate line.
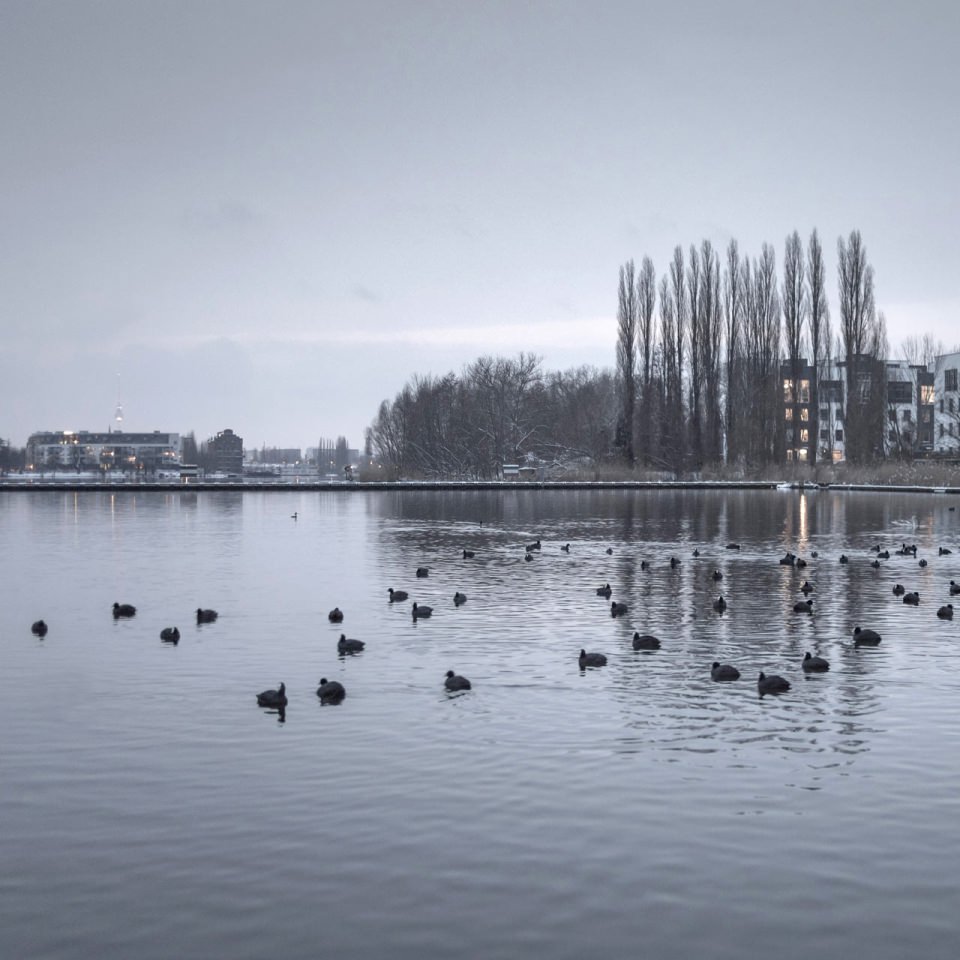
[883, 361, 935, 456]
[26, 430, 181, 473]
[932, 352, 960, 454]
[784, 355, 938, 463]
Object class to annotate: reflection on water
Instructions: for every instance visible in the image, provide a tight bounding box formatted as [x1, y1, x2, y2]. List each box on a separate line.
[1, 488, 958, 960]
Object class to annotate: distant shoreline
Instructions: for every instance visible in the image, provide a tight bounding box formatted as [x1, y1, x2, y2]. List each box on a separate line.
[1, 479, 958, 495]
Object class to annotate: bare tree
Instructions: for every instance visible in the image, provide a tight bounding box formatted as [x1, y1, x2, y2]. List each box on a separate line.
[402, 375, 456, 478]
[900, 334, 944, 368]
[543, 366, 618, 467]
[0, 438, 25, 472]
[806, 229, 829, 467]
[468, 353, 544, 471]
[668, 246, 687, 473]
[742, 245, 781, 463]
[700, 240, 723, 463]
[686, 245, 703, 467]
[615, 260, 638, 466]
[837, 229, 880, 462]
[370, 391, 410, 479]
[758, 244, 782, 463]
[370, 354, 548, 480]
[782, 230, 807, 461]
[723, 239, 743, 465]
[636, 257, 657, 465]
[888, 335, 940, 458]
[659, 272, 682, 474]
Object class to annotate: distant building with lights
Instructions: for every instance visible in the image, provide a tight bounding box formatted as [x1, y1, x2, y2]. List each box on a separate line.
[25, 430, 181, 473]
[204, 428, 244, 475]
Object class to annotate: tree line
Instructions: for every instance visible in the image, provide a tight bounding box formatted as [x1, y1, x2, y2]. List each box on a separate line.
[613, 229, 892, 472]
[367, 354, 617, 479]
[371, 229, 928, 478]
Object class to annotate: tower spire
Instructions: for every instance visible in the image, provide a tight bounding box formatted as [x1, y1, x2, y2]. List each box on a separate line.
[114, 373, 123, 427]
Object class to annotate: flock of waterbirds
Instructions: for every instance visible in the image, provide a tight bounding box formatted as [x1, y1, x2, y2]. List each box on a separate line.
[26, 523, 958, 721]
[570, 536, 954, 702]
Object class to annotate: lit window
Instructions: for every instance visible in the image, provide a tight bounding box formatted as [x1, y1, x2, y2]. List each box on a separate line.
[800, 408, 809, 421]
[798, 379, 810, 403]
[921, 385, 935, 404]
[785, 408, 794, 421]
[799, 429, 809, 443]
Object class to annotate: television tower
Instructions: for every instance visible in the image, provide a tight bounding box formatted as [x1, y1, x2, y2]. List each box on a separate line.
[114, 373, 123, 427]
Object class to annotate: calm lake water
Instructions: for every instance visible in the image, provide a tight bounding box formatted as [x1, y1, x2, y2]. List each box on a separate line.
[2, 488, 959, 960]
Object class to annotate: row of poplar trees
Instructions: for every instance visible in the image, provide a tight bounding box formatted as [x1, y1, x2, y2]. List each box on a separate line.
[615, 229, 886, 471]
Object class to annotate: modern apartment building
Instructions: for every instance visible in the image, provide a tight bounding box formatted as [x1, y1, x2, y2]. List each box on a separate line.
[782, 360, 847, 463]
[782, 355, 947, 463]
[884, 361, 935, 455]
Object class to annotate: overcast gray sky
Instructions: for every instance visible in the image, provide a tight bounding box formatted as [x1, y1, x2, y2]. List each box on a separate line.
[2, 0, 958, 450]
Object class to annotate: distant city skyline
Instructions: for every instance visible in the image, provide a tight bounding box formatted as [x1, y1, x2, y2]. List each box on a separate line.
[3, 1, 958, 448]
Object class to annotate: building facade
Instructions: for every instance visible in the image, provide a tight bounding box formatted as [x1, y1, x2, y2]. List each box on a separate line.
[25, 430, 181, 473]
[205, 428, 244, 475]
[781, 360, 848, 463]
[883, 361, 935, 456]
[782, 354, 950, 463]
[933, 352, 960, 454]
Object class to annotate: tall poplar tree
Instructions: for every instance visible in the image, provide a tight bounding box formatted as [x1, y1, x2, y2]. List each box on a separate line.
[806, 229, 829, 466]
[615, 260, 638, 465]
[782, 231, 807, 460]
